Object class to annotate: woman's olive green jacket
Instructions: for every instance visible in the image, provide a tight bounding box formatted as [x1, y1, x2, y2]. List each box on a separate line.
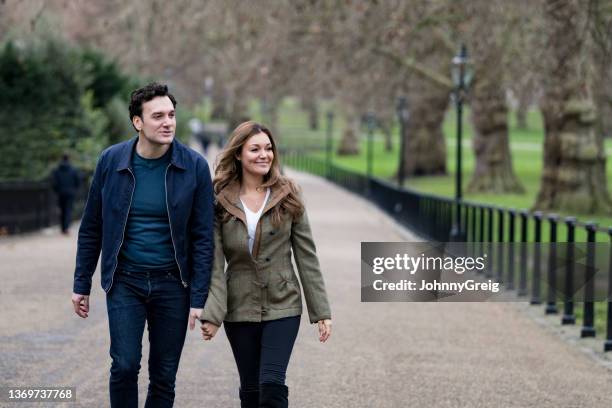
[200, 179, 331, 325]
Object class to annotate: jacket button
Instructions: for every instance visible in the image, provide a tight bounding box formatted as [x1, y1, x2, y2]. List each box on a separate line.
[269, 231, 275, 235]
[262, 309, 268, 315]
[265, 257, 271, 262]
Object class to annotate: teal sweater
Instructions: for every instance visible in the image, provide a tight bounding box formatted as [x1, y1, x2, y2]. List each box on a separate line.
[118, 149, 177, 272]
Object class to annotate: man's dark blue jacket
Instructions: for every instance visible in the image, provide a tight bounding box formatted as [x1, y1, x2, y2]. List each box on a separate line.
[73, 137, 214, 308]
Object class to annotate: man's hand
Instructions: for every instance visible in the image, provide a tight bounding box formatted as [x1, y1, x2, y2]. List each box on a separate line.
[189, 308, 203, 330]
[200, 321, 219, 341]
[72, 293, 89, 318]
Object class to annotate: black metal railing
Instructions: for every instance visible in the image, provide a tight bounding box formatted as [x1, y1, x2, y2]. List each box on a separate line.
[0, 179, 89, 234]
[283, 151, 612, 353]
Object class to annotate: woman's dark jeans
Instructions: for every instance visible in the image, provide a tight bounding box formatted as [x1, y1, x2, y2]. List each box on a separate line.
[224, 315, 300, 393]
[106, 269, 189, 408]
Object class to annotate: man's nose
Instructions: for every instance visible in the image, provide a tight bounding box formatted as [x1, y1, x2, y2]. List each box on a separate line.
[162, 116, 174, 127]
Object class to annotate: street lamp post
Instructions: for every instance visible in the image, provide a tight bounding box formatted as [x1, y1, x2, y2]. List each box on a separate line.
[326, 111, 334, 179]
[396, 97, 408, 187]
[449, 44, 471, 242]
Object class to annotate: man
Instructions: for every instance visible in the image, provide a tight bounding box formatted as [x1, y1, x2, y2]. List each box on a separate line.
[51, 153, 81, 234]
[71, 83, 214, 407]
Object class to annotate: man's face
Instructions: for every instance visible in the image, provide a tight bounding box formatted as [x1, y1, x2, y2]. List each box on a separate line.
[132, 96, 176, 146]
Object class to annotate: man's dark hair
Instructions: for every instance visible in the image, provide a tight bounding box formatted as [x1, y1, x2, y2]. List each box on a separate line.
[128, 82, 177, 122]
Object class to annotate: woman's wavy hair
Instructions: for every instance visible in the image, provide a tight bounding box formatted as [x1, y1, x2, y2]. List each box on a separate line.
[213, 121, 304, 226]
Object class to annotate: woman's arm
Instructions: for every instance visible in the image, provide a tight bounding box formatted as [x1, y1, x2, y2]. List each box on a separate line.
[291, 209, 332, 324]
[200, 219, 227, 327]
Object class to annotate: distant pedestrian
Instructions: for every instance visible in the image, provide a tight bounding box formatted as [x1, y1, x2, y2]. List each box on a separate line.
[198, 130, 211, 155]
[51, 154, 80, 234]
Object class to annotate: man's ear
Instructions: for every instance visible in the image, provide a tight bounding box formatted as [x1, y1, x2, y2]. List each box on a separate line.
[132, 116, 143, 132]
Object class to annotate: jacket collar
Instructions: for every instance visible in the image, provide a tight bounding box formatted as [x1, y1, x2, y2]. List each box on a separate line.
[217, 179, 292, 225]
[116, 137, 186, 171]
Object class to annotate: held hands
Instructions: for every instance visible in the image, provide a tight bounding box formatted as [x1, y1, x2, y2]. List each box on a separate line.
[317, 319, 332, 342]
[200, 320, 219, 341]
[189, 308, 203, 330]
[71, 293, 89, 318]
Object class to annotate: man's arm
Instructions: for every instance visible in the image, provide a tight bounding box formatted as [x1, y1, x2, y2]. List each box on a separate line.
[73, 155, 105, 296]
[189, 157, 215, 309]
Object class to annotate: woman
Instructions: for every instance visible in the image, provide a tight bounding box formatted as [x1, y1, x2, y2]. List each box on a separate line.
[199, 121, 332, 408]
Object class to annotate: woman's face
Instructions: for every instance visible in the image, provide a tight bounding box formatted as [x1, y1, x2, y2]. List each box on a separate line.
[238, 132, 274, 178]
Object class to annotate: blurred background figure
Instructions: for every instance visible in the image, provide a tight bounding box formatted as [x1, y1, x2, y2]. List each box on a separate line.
[188, 117, 210, 154]
[51, 153, 81, 235]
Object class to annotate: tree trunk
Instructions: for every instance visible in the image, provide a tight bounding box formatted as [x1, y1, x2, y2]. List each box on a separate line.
[596, 93, 612, 139]
[337, 110, 360, 155]
[300, 96, 319, 130]
[262, 96, 281, 141]
[210, 83, 228, 121]
[400, 83, 448, 176]
[464, 0, 523, 193]
[226, 92, 249, 135]
[593, 51, 612, 139]
[515, 91, 530, 130]
[468, 82, 524, 193]
[534, 0, 612, 214]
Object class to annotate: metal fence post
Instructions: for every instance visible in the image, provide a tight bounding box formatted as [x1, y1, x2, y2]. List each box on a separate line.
[507, 209, 516, 290]
[497, 208, 505, 283]
[531, 211, 543, 305]
[562, 217, 576, 325]
[545, 214, 559, 315]
[518, 210, 529, 297]
[581, 222, 597, 338]
[486, 206, 494, 278]
[605, 228, 612, 351]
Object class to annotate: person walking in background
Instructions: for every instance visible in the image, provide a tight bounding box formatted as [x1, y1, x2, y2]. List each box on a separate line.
[71, 82, 215, 408]
[199, 121, 332, 408]
[51, 153, 81, 234]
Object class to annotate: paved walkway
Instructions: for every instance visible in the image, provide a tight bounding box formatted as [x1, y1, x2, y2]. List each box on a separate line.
[2, 152, 612, 407]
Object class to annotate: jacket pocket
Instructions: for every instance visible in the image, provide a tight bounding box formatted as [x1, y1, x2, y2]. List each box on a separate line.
[267, 275, 301, 310]
[226, 272, 250, 313]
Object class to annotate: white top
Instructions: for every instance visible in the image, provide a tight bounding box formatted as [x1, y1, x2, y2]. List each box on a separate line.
[240, 188, 271, 254]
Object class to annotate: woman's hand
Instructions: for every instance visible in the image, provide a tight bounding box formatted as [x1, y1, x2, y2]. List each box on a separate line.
[200, 320, 219, 341]
[317, 319, 332, 342]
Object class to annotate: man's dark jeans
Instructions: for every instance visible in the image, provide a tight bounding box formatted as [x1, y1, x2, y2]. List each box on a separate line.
[106, 268, 189, 408]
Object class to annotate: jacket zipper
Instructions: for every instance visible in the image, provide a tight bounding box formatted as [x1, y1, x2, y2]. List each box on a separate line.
[106, 168, 136, 293]
[165, 164, 188, 288]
